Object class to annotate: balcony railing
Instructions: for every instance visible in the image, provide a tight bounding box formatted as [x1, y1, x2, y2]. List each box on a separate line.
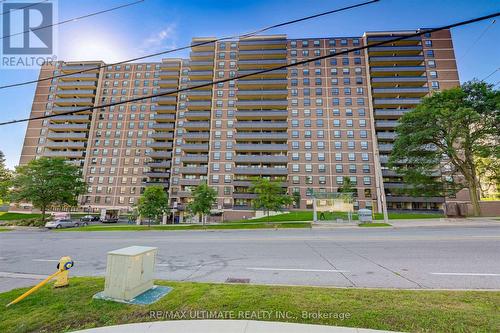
[180, 143, 209, 151]
[45, 141, 86, 148]
[235, 155, 288, 163]
[43, 150, 84, 158]
[179, 166, 208, 174]
[235, 132, 288, 140]
[183, 121, 210, 129]
[148, 141, 173, 149]
[235, 121, 287, 129]
[234, 167, 288, 175]
[180, 154, 209, 163]
[235, 110, 288, 119]
[235, 144, 288, 152]
[47, 132, 87, 139]
[151, 132, 174, 139]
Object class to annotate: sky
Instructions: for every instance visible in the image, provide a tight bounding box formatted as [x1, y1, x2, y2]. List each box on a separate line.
[0, 0, 499, 168]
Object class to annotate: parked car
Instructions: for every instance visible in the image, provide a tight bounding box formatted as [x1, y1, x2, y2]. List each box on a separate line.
[45, 219, 87, 229]
[80, 215, 100, 222]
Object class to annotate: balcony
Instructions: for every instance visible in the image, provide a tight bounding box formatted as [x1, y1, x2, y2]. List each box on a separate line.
[148, 141, 173, 149]
[157, 96, 177, 105]
[376, 120, 399, 129]
[154, 114, 176, 122]
[378, 143, 394, 152]
[161, 61, 181, 69]
[235, 132, 288, 140]
[179, 166, 208, 174]
[183, 121, 210, 130]
[155, 105, 177, 113]
[159, 70, 180, 78]
[189, 70, 213, 79]
[59, 73, 99, 81]
[373, 98, 421, 107]
[181, 143, 209, 152]
[151, 123, 174, 130]
[235, 144, 288, 152]
[370, 66, 426, 76]
[147, 161, 171, 168]
[237, 90, 288, 99]
[237, 79, 287, 89]
[238, 59, 287, 69]
[50, 115, 90, 122]
[238, 38, 287, 50]
[234, 167, 288, 175]
[61, 64, 100, 72]
[235, 121, 287, 129]
[48, 123, 89, 131]
[188, 80, 213, 88]
[43, 150, 84, 158]
[47, 132, 87, 139]
[143, 181, 169, 187]
[371, 76, 428, 87]
[184, 111, 211, 120]
[45, 141, 86, 148]
[237, 69, 287, 78]
[177, 191, 193, 198]
[148, 151, 172, 159]
[369, 55, 424, 66]
[57, 81, 97, 89]
[377, 132, 397, 140]
[187, 100, 212, 110]
[151, 132, 174, 139]
[238, 49, 287, 59]
[55, 90, 95, 97]
[367, 35, 421, 43]
[375, 109, 412, 118]
[182, 132, 210, 140]
[179, 178, 202, 186]
[53, 98, 94, 106]
[187, 90, 212, 99]
[190, 51, 215, 60]
[368, 45, 422, 55]
[180, 154, 209, 163]
[235, 155, 288, 163]
[145, 172, 170, 178]
[159, 79, 179, 87]
[235, 110, 288, 119]
[372, 87, 429, 97]
[233, 193, 257, 199]
[385, 196, 444, 203]
[189, 60, 213, 70]
[236, 100, 288, 109]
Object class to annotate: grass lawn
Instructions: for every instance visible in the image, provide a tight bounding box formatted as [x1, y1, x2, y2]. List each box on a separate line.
[234, 211, 443, 223]
[0, 277, 498, 333]
[57, 222, 311, 232]
[0, 227, 11, 232]
[0, 212, 42, 221]
[358, 223, 392, 227]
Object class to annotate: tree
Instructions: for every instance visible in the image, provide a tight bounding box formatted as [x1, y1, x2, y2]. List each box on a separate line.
[250, 178, 293, 222]
[0, 151, 12, 204]
[338, 176, 356, 203]
[137, 186, 169, 227]
[187, 181, 217, 225]
[475, 156, 500, 199]
[11, 157, 86, 222]
[389, 81, 499, 216]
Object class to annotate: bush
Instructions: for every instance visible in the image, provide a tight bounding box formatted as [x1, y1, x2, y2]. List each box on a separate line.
[3, 218, 45, 227]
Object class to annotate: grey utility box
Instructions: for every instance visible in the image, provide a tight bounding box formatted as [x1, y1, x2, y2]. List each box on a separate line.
[102, 246, 158, 301]
[358, 209, 373, 223]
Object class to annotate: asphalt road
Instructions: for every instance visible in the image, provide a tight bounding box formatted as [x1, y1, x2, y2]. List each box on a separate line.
[1, 225, 500, 291]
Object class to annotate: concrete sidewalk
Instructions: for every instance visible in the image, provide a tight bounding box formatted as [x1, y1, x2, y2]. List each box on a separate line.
[73, 320, 399, 333]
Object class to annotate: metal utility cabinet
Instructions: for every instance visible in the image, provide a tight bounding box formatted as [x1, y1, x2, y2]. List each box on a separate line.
[102, 246, 157, 301]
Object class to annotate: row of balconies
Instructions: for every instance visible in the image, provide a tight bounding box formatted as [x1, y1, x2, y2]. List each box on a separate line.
[183, 121, 210, 129]
[235, 132, 288, 140]
[180, 154, 209, 163]
[61, 64, 100, 72]
[368, 45, 422, 55]
[52, 106, 88, 113]
[179, 166, 208, 174]
[154, 114, 176, 121]
[151, 132, 174, 139]
[145, 171, 170, 178]
[236, 90, 288, 98]
[181, 143, 209, 151]
[234, 167, 288, 175]
[235, 110, 288, 119]
[147, 161, 171, 168]
[377, 132, 397, 140]
[232, 180, 287, 187]
[238, 69, 288, 77]
[372, 87, 429, 97]
[43, 150, 84, 157]
[47, 132, 87, 139]
[57, 81, 97, 89]
[235, 121, 288, 129]
[182, 132, 210, 140]
[373, 98, 421, 106]
[369, 55, 424, 65]
[238, 59, 287, 69]
[376, 120, 399, 129]
[238, 39, 287, 50]
[238, 49, 287, 58]
[156, 105, 177, 113]
[148, 151, 172, 159]
[148, 141, 173, 149]
[235, 143, 287, 152]
[234, 155, 288, 163]
[151, 123, 175, 130]
[45, 141, 86, 148]
[48, 123, 90, 130]
[50, 114, 90, 122]
[60, 73, 98, 81]
[184, 111, 211, 120]
[54, 98, 94, 105]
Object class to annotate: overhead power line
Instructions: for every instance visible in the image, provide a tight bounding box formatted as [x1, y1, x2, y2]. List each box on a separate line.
[0, 11, 498, 127]
[0, 0, 380, 90]
[459, 19, 496, 60]
[1, 0, 145, 40]
[481, 67, 500, 81]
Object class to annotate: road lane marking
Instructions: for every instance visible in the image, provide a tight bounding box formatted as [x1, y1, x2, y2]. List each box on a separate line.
[247, 267, 349, 273]
[0, 272, 47, 279]
[431, 272, 500, 276]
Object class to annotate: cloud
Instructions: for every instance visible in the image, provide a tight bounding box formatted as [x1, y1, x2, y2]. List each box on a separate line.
[140, 23, 178, 54]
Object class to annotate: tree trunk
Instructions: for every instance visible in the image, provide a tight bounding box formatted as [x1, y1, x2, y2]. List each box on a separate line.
[41, 206, 46, 223]
[267, 210, 270, 223]
[468, 180, 481, 217]
[201, 214, 205, 226]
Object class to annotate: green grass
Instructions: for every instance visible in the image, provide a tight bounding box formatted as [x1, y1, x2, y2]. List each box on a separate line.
[57, 222, 311, 232]
[358, 223, 392, 227]
[233, 211, 444, 223]
[0, 277, 498, 333]
[0, 212, 42, 221]
[0, 227, 11, 232]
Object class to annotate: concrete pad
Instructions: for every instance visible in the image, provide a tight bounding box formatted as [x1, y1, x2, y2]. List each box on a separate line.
[72, 320, 399, 333]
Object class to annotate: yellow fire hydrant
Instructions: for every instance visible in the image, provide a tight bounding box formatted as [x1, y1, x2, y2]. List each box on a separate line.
[54, 256, 74, 288]
[6, 256, 74, 307]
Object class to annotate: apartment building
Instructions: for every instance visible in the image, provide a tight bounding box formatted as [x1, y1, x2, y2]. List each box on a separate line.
[19, 29, 460, 220]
